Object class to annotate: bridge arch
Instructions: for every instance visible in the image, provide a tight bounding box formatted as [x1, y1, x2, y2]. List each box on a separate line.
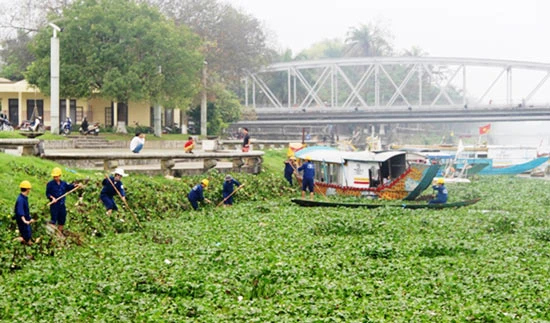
[242, 57, 550, 112]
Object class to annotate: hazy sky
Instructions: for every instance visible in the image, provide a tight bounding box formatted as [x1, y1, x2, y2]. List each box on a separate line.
[224, 0, 549, 63]
[223, 0, 550, 147]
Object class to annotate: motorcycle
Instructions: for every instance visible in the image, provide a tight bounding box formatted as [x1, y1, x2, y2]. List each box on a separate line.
[0, 118, 13, 131]
[80, 122, 100, 136]
[163, 123, 182, 134]
[19, 116, 44, 132]
[60, 117, 72, 135]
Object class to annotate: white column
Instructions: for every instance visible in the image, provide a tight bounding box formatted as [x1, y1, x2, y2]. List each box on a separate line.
[50, 34, 60, 134]
[200, 61, 207, 136]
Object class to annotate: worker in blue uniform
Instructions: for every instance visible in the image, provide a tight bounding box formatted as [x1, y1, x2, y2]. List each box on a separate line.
[222, 175, 242, 207]
[188, 179, 211, 210]
[14, 180, 35, 245]
[284, 156, 297, 185]
[46, 167, 80, 233]
[101, 168, 127, 215]
[298, 155, 315, 200]
[429, 178, 448, 204]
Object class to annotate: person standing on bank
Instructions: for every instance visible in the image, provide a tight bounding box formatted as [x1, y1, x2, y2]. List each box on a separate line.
[101, 168, 127, 215]
[284, 156, 297, 186]
[222, 175, 242, 207]
[130, 132, 145, 153]
[429, 178, 448, 204]
[46, 167, 80, 233]
[14, 180, 35, 245]
[297, 155, 315, 200]
[242, 128, 250, 152]
[188, 179, 211, 211]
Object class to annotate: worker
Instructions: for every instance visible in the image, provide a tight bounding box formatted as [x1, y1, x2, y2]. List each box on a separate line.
[297, 155, 315, 200]
[429, 178, 448, 204]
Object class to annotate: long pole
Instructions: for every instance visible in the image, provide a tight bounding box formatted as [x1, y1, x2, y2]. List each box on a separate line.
[105, 175, 142, 229]
[47, 184, 82, 206]
[216, 184, 245, 207]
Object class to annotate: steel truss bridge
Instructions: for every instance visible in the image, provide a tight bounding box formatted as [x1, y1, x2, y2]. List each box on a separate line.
[236, 57, 550, 127]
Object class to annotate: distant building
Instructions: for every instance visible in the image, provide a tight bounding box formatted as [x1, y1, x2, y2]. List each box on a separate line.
[0, 79, 184, 130]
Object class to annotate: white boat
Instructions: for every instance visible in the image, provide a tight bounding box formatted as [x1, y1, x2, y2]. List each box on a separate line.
[293, 146, 439, 200]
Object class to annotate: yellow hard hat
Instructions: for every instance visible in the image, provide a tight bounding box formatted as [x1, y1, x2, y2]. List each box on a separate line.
[305, 155, 312, 161]
[437, 178, 445, 184]
[51, 167, 62, 177]
[201, 179, 209, 187]
[19, 180, 32, 189]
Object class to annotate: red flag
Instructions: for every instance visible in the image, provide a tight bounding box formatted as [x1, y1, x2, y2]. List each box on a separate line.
[479, 123, 491, 135]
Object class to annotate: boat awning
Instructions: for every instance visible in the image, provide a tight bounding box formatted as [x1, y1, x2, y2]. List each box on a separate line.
[295, 146, 406, 164]
[295, 147, 345, 163]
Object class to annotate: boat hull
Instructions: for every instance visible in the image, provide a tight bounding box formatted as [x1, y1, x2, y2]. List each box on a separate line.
[475, 157, 549, 175]
[297, 164, 440, 200]
[291, 198, 481, 209]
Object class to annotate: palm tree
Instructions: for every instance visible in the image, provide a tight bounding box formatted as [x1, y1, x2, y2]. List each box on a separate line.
[401, 46, 428, 57]
[344, 23, 393, 57]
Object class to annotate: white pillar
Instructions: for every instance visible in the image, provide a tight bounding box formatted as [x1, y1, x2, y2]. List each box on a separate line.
[154, 104, 162, 137]
[113, 102, 118, 126]
[200, 61, 207, 136]
[50, 35, 60, 134]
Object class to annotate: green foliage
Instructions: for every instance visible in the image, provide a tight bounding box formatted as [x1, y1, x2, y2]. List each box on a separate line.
[161, 0, 272, 87]
[26, 0, 203, 108]
[533, 228, 550, 242]
[487, 216, 519, 234]
[312, 217, 375, 236]
[295, 38, 346, 60]
[188, 88, 241, 136]
[0, 30, 34, 81]
[2, 151, 550, 321]
[345, 22, 394, 57]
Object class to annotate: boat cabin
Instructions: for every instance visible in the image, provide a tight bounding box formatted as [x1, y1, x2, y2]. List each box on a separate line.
[295, 147, 408, 188]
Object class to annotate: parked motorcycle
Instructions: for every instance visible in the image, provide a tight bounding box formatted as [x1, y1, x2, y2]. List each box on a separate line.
[60, 117, 72, 135]
[80, 122, 100, 136]
[0, 118, 13, 131]
[19, 116, 44, 132]
[163, 123, 182, 134]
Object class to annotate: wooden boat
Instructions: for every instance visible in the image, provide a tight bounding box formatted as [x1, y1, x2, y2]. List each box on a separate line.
[291, 198, 385, 209]
[293, 146, 439, 200]
[474, 156, 549, 175]
[291, 198, 481, 209]
[401, 198, 481, 209]
[395, 144, 547, 176]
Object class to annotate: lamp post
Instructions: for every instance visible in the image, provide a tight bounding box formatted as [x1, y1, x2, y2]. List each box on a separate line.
[49, 23, 61, 134]
[200, 60, 207, 137]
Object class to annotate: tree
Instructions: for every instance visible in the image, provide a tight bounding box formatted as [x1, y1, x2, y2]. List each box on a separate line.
[188, 87, 241, 136]
[149, 0, 272, 88]
[0, 30, 34, 80]
[0, 0, 69, 79]
[401, 46, 428, 57]
[147, 0, 271, 135]
[25, 0, 204, 110]
[345, 22, 393, 57]
[295, 38, 345, 60]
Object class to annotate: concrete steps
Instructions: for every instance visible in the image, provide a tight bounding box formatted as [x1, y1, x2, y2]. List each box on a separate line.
[70, 136, 125, 149]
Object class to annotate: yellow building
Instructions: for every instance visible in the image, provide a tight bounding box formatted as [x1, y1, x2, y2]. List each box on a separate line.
[0, 78, 183, 130]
